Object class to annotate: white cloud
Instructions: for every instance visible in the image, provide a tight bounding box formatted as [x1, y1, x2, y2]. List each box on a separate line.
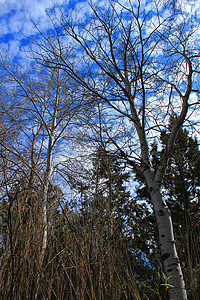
[0, 0, 70, 57]
[9, 40, 20, 57]
[0, 0, 69, 35]
[0, 19, 9, 35]
[178, 0, 200, 17]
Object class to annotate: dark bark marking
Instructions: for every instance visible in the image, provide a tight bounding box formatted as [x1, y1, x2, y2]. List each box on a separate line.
[169, 263, 178, 267]
[158, 209, 165, 216]
[161, 253, 170, 261]
[167, 268, 173, 273]
[155, 180, 161, 185]
[150, 186, 155, 194]
[161, 234, 165, 238]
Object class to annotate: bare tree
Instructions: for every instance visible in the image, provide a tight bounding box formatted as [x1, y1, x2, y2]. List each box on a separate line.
[0, 55, 86, 297]
[38, 0, 200, 298]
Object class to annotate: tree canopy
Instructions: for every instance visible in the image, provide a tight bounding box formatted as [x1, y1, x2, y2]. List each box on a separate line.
[0, 1, 200, 299]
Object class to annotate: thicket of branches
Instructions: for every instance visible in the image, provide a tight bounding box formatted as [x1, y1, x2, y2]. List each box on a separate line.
[0, 0, 200, 299]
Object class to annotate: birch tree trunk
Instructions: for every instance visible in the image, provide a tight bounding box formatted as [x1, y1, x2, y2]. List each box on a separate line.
[35, 137, 53, 299]
[35, 71, 60, 299]
[145, 171, 188, 300]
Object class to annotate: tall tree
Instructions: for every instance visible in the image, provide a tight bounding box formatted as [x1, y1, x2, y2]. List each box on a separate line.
[134, 122, 200, 299]
[69, 144, 151, 299]
[38, 1, 200, 298]
[0, 55, 86, 297]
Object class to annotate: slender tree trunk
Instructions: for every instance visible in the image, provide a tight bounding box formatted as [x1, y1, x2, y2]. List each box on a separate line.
[39, 135, 54, 263]
[35, 70, 60, 299]
[40, 178, 49, 266]
[148, 179, 187, 300]
[35, 169, 51, 299]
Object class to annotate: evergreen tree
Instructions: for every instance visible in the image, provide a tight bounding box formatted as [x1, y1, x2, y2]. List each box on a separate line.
[162, 126, 200, 299]
[77, 145, 161, 298]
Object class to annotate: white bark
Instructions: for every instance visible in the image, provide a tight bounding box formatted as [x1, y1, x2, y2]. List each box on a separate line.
[146, 173, 188, 300]
[35, 70, 60, 298]
[39, 72, 60, 263]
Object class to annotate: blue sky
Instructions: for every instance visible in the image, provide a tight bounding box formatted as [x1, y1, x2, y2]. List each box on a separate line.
[0, 0, 77, 57]
[0, 0, 199, 59]
[0, 0, 199, 182]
